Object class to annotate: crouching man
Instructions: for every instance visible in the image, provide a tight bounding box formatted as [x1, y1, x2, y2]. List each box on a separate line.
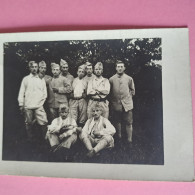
[46, 104, 77, 161]
[79, 104, 116, 158]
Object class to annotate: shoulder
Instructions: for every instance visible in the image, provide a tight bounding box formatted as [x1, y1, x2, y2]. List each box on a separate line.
[21, 75, 31, 83]
[123, 74, 133, 81]
[52, 117, 61, 123]
[109, 74, 117, 81]
[68, 73, 74, 79]
[103, 77, 109, 82]
[45, 75, 52, 79]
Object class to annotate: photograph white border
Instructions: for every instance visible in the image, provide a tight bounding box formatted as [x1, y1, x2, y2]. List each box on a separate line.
[0, 28, 194, 181]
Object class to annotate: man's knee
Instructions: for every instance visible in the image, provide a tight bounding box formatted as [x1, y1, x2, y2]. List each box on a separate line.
[102, 135, 113, 144]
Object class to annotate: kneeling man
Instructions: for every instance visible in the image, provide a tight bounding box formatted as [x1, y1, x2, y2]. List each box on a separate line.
[79, 104, 116, 158]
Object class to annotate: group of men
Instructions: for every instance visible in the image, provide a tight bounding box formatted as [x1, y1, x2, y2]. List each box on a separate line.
[18, 59, 135, 160]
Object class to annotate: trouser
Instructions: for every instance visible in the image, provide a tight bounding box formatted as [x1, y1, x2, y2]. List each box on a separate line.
[112, 108, 133, 142]
[80, 133, 114, 153]
[69, 98, 87, 125]
[87, 99, 109, 119]
[24, 106, 48, 139]
[49, 108, 59, 121]
[47, 132, 77, 149]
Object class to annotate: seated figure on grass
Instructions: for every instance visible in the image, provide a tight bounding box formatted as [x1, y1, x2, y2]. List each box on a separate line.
[79, 104, 116, 158]
[46, 104, 78, 161]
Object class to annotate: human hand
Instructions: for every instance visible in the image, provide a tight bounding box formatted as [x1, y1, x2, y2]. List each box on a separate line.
[19, 106, 24, 115]
[59, 134, 65, 140]
[76, 127, 82, 133]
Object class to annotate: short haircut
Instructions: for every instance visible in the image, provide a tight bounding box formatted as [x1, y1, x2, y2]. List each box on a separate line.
[78, 66, 85, 71]
[59, 104, 69, 112]
[90, 103, 103, 113]
[116, 60, 125, 67]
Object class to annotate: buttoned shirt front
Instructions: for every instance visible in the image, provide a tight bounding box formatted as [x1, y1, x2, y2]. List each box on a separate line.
[83, 73, 95, 85]
[72, 77, 87, 98]
[109, 73, 135, 112]
[82, 116, 116, 137]
[18, 73, 47, 109]
[60, 72, 74, 84]
[87, 76, 110, 99]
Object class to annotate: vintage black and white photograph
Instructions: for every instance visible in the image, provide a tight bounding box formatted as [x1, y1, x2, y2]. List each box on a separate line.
[0, 29, 193, 181]
[3, 37, 163, 165]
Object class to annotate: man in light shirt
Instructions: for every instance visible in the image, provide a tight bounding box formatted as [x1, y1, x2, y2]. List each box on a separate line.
[60, 59, 74, 84]
[46, 104, 78, 161]
[109, 61, 135, 143]
[83, 62, 95, 84]
[79, 104, 116, 158]
[87, 62, 110, 118]
[69, 66, 88, 127]
[18, 61, 48, 140]
[47, 63, 72, 121]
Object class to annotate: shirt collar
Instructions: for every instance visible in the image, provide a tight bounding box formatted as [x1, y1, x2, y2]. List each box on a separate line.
[95, 75, 103, 81]
[116, 73, 124, 78]
[29, 73, 39, 78]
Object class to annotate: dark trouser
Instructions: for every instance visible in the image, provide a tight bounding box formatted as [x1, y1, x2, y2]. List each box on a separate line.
[112, 108, 133, 142]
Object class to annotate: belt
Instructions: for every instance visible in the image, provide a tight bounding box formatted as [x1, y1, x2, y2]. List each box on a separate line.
[70, 96, 83, 100]
[89, 97, 107, 102]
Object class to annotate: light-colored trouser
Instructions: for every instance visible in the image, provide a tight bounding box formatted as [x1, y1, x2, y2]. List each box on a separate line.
[24, 106, 48, 138]
[80, 132, 114, 153]
[69, 98, 87, 125]
[87, 100, 109, 119]
[47, 132, 77, 149]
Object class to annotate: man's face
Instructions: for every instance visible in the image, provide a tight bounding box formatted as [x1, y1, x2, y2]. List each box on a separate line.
[60, 64, 69, 74]
[92, 108, 102, 119]
[39, 66, 47, 75]
[59, 109, 69, 120]
[86, 65, 93, 76]
[52, 67, 61, 77]
[94, 67, 103, 77]
[77, 68, 85, 79]
[116, 63, 125, 74]
[30, 63, 38, 75]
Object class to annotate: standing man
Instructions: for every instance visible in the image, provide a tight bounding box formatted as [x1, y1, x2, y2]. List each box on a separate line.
[69, 66, 88, 127]
[47, 63, 72, 120]
[60, 59, 74, 84]
[83, 62, 95, 85]
[109, 61, 135, 143]
[18, 61, 48, 140]
[38, 61, 52, 122]
[38, 60, 52, 86]
[87, 62, 110, 118]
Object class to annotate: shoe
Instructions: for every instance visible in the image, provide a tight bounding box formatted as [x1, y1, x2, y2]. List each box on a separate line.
[86, 149, 95, 158]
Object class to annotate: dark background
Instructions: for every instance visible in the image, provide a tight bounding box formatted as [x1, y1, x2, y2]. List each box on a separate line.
[3, 38, 163, 164]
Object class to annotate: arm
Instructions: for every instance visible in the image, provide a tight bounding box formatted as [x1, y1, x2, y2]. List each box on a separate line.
[43, 79, 47, 100]
[60, 118, 77, 138]
[129, 78, 135, 96]
[87, 80, 96, 95]
[99, 119, 116, 136]
[48, 119, 61, 133]
[18, 78, 26, 107]
[58, 78, 72, 94]
[96, 79, 110, 95]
